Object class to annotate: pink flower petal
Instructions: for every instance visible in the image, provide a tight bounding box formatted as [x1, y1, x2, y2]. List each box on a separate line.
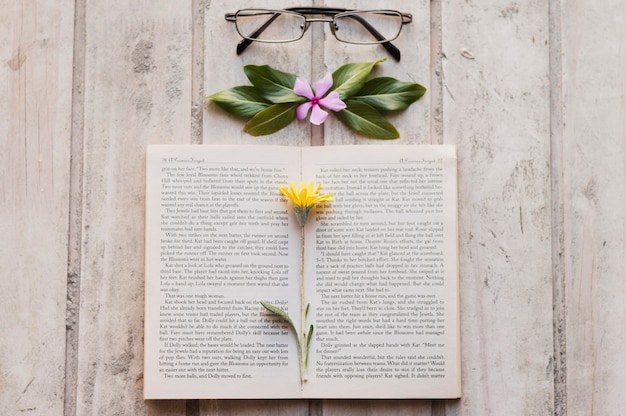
[309, 105, 329, 125]
[293, 77, 314, 99]
[314, 74, 333, 97]
[296, 102, 312, 120]
[319, 91, 346, 112]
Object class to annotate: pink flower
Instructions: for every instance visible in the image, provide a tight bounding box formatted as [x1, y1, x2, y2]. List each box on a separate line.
[294, 74, 346, 125]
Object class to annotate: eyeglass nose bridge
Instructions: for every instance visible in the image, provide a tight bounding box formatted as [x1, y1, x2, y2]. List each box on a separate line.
[299, 17, 337, 37]
[303, 17, 334, 23]
[299, 17, 343, 40]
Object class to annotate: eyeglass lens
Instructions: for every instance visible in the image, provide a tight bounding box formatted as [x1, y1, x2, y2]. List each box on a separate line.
[333, 11, 403, 44]
[235, 10, 306, 43]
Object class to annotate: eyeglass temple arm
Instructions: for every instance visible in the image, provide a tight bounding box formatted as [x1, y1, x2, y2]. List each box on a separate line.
[341, 14, 401, 61]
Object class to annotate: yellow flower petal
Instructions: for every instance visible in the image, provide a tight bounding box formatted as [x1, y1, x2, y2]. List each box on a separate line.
[278, 181, 333, 210]
[278, 184, 290, 198]
[289, 182, 300, 205]
[310, 194, 333, 205]
[297, 181, 308, 206]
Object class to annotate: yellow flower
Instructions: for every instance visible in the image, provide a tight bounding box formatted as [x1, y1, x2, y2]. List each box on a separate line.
[279, 181, 333, 226]
[279, 181, 333, 207]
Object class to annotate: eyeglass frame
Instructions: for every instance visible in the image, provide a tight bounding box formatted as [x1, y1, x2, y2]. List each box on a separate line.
[225, 7, 413, 62]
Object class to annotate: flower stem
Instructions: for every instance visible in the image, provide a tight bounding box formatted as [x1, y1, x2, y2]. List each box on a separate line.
[299, 226, 307, 383]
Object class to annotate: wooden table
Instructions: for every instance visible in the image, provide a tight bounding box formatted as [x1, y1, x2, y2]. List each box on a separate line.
[1, 0, 624, 414]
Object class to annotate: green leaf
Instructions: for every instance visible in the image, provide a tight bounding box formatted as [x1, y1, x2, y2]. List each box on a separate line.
[352, 77, 427, 111]
[244, 65, 305, 104]
[334, 99, 400, 140]
[305, 324, 314, 366]
[207, 86, 271, 119]
[305, 303, 310, 319]
[243, 103, 298, 136]
[260, 302, 297, 335]
[331, 59, 386, 100]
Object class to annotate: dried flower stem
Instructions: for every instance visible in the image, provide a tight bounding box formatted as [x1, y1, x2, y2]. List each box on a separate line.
[299, 227, 307, 383]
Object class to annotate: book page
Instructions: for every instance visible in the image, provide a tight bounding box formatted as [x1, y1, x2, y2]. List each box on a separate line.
[144, 145, 302, 399]
[302, 145, 461, 399]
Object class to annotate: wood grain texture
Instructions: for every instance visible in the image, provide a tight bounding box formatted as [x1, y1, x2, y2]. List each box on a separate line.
[441, 0, 554, 414]
[0, 0, 74, 414]
[318, 0, 435, 414]
[322, 0, 431, 145]
[1, 0, 625, 414]
[201, 1, 312, 413]
[562, 0, 626, 414]
[320, 400, 433, 416]
[74, 1, 192, 414]
[200, 399, 308, 416]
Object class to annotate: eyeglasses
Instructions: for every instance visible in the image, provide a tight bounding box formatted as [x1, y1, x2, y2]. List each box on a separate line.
[225, 7, 413, 61]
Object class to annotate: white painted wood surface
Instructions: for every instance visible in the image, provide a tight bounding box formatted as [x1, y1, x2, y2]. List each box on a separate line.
[1, 1, 74, 414]
[1, 0, 624, 415]
[442, 0, 554, 414]
[561, 1, 626, 415]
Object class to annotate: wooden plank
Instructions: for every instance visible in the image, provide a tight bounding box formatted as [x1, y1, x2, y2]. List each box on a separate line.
[201, 1, 312, 413]
[441, 1, 554, 414]
[561, 1, 626, 414]
[322, 0, 431, 145]
[74, 1, 193, 414]
[320, 400, 433, 416]
[0, 0, 74, 414]
[320, 0, 433, 414]
[549, 0, 566, 413]
[200, 399, 308, 416]
[203, 0, 314, 147]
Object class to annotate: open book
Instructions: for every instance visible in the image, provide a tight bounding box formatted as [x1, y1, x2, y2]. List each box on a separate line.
[144, 144, 461, 399]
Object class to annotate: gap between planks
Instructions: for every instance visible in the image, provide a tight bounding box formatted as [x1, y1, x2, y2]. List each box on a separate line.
[549, 0, 567, 414]
[430, 0, 444, 145]
[64, 0, 87, 415]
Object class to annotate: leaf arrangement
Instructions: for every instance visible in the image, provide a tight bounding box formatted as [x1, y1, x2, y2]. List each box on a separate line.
[207, 59, 426, 140]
